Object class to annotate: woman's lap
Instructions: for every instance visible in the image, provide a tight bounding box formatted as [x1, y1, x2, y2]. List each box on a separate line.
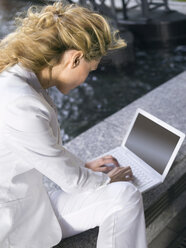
[48, 182, 141, 239]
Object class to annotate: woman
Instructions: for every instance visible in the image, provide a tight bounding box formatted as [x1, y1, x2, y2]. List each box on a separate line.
[0, 2, 147, 248]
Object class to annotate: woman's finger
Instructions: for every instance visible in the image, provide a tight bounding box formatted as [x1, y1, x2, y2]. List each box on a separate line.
[116, 167, 131, 174]
[120, 168, 133, 178]
[85, 156, 122, 172]
[95, 166, 113, 173]
[108, 167, 133, 179]
[103, 155, 120, 166]
[119, 166, 132, 171]
[107, 167, 120, 176]
[122, 168, 133, 174]
[99, 155, 120, 167]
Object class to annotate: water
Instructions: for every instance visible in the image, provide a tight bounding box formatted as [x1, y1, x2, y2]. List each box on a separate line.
[1, 0, 186, 143]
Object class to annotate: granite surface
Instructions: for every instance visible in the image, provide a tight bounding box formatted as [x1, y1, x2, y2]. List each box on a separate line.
[65, 71, 186, 161]
[45, 71, 186, 247]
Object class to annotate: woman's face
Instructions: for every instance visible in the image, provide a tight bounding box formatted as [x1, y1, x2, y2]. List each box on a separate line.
[48, 50, 101, 94]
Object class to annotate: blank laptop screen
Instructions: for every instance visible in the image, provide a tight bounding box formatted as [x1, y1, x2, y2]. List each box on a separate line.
[125, 113, 180, 174]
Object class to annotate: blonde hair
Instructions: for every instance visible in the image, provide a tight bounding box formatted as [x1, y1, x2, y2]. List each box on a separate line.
[0, 1, 126, 73]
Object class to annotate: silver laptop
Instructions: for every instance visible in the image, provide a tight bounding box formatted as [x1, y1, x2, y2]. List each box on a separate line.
[98, 108, 185, 193]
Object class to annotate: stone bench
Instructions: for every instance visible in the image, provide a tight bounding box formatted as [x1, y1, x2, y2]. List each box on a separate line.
[53, 71, 186, 247]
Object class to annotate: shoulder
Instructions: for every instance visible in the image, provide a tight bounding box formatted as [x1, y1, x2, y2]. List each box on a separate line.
[0, 64, 54, 131]
[4, 94, 51, 133]
[0, 64, 40, 101]
[0, 64, 51, 116]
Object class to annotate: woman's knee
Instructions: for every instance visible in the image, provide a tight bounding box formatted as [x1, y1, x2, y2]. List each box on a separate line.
[108, 182, 142, 209]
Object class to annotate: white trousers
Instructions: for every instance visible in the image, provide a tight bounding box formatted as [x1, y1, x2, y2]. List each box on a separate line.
[48, 182, 147, 248]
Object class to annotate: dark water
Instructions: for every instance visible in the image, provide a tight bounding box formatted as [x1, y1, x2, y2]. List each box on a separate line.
[1, 0, 186, 143]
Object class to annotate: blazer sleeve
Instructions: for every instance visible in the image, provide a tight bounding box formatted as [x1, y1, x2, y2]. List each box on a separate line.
[3, 94, 111, 193]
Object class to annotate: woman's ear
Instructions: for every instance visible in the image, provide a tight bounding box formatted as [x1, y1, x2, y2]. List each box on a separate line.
[72, 57, 80, 68]
[72, 51, 84, 69]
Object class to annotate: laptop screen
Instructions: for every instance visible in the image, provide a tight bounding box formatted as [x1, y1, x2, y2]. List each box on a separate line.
[125, 113, 180, 174]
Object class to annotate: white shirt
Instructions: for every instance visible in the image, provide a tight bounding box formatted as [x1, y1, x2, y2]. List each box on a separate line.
[0, 64, 110, 248]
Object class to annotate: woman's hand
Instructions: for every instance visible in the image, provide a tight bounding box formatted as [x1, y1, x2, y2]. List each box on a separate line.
[85, 155, 120, 173]
[107, 166, 133, 183]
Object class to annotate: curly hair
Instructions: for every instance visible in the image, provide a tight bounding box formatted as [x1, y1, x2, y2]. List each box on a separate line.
[0, 1, 126, 73]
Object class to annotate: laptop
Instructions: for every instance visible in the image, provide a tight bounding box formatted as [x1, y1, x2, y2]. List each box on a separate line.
[98, 108, 185, 193]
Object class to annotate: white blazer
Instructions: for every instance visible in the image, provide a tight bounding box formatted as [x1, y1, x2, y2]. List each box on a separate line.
[0, 64, 110, 248]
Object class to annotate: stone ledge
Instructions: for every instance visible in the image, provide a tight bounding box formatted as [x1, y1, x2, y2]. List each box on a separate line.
[65, 71, 186, 161]
[55, 71, 186, 247]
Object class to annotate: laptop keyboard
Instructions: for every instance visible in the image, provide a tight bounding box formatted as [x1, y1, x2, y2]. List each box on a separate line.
[110, 150, 153, 188]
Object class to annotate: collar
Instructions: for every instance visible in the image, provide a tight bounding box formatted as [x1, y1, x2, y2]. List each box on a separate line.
[9, 63, 45, 93]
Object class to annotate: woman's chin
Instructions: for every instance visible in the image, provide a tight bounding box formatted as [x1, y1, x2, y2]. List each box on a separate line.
[56, 86, 69, 95]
